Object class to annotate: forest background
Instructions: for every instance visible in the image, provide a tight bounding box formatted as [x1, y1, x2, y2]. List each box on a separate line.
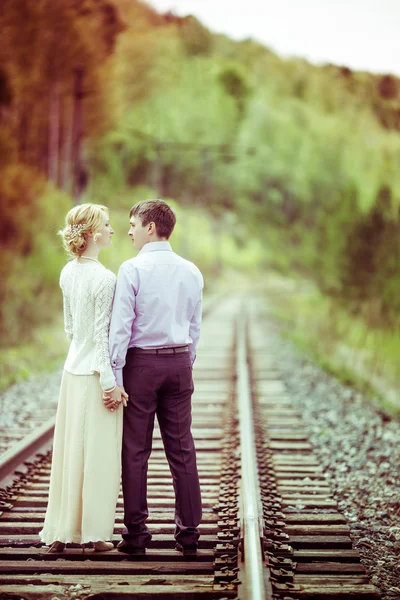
[2, 0, 400, 415]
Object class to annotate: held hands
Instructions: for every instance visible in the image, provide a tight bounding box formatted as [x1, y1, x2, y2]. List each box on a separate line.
[103, 385, 129, 412]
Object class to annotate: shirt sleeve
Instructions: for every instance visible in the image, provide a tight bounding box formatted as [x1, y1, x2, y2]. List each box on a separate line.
[188, 271, 204, 365]
[94, 272, 117, 391]
[109, 263, 138, 386]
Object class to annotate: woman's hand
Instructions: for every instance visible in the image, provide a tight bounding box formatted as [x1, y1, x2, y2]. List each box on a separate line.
[103, 386, 128, 411]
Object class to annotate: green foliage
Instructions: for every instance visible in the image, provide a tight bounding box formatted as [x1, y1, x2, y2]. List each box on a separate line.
[0, 165, 46, 254]
[178, 16, 214, 56]
[4, 0, 400, 399]
[0, 167, 71, 346]
[218, 63, 250, 118]
[0, 314, 69, 391]
[91, 190, 266, 283]
[265, 275, 400, 418]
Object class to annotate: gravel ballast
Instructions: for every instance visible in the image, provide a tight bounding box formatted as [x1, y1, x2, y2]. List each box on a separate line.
[0, 370, 62, 454]
[264, 320, 400, 599]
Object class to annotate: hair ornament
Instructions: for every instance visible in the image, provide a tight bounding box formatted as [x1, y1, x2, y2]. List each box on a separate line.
[69, 223, 86, 238]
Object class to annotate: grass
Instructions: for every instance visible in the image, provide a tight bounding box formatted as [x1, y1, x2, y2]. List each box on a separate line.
[263, 272, 400, 420]
[0, 313, 69, 392]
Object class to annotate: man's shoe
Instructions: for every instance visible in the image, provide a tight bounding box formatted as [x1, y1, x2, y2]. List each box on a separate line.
[117, 540, 146, 556]
[175, 542, 197, 558]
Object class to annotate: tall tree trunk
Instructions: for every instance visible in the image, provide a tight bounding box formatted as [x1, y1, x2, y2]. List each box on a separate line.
[58, 96, 65, 188]
[60, 96, 73, 193]
[58, 96, 69, 191]
[18, 104, 28, 163]
[72, 68, 87, 203]
[48, 83, 59, 183]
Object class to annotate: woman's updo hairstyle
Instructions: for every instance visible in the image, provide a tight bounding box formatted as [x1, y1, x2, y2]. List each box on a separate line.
[58, 203, 109, 258]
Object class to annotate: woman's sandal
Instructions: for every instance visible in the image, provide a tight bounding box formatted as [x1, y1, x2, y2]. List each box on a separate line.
[46, 541, 66, 553]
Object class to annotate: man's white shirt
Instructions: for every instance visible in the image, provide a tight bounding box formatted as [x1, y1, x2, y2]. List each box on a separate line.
[109, 241, 203, 386]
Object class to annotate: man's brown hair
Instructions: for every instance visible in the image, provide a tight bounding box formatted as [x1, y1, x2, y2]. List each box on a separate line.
[130, 199, 176, 239]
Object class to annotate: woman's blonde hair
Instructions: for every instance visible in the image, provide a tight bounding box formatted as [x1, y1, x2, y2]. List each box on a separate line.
[58, 203, 109, 257]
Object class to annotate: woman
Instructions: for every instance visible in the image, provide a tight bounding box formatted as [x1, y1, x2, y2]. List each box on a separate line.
[39, 203, 127, 553]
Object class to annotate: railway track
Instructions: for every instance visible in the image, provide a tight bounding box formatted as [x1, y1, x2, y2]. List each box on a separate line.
[0, 297, 381, 599]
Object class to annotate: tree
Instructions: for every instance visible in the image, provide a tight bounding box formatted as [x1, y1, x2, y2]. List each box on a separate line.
[0, 0, 124, 196]
[378, 75, 398, 100]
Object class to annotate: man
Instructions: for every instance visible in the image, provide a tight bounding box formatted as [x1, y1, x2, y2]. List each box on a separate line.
[106, 199, 203, 558]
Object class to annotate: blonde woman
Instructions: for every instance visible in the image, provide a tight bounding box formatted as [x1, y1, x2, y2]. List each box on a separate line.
[39, 203, 127, 553]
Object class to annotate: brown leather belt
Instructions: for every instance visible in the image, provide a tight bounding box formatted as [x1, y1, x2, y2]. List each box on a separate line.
[131, 346, 189, 355]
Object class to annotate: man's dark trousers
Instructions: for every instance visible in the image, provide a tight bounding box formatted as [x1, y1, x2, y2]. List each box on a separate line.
[121, 348, 202, 548]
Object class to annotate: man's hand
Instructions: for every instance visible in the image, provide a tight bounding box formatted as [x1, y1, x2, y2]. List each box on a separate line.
[103, 386, 129, 412]
[119, 386, 129, 407]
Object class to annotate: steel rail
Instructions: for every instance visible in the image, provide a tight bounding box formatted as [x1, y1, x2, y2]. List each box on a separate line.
[0, 416, 55, 484]
[236, 316, 274, 599]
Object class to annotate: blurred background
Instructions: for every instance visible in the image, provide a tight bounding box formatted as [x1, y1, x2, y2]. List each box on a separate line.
[1, 0, 400, 416]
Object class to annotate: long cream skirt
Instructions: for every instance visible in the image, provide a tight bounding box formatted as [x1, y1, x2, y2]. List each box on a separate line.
[39, 371, 123, 544]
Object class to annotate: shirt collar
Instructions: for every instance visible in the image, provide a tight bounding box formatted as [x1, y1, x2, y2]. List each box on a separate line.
[139, 241, 172, 254]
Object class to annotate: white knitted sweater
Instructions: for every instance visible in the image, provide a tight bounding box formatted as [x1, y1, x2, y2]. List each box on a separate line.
[60, 259, 116, 390]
